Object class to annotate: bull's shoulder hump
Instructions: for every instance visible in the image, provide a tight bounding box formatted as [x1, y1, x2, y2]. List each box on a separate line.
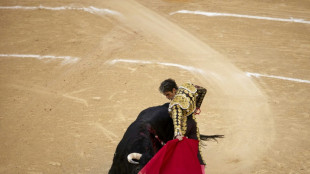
[136, 104, 170, 121]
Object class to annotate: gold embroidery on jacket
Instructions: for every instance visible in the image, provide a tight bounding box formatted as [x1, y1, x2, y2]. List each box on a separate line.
[178, 82, 197, 93]
[169, 83, 199, 136]
[169, 94, 190, 110]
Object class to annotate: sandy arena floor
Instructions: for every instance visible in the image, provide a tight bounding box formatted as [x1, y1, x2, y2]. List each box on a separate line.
[0, 0, 309, 173]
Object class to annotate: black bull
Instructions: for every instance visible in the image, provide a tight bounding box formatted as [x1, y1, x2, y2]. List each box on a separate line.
[108, 103, 223, 174]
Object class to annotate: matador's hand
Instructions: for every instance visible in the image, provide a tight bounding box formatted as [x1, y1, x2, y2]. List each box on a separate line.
[175, 135, 184, 141]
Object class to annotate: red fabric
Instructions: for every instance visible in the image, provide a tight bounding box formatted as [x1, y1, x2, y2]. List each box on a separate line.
[139, 137, 202, 174]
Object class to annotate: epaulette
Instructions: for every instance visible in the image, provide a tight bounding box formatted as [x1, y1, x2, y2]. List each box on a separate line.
[178, 82, 197, 94]
[169, 94, 190, 110]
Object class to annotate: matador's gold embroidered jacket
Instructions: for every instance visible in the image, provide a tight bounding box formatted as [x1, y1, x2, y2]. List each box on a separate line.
[168, 82, 207, 137]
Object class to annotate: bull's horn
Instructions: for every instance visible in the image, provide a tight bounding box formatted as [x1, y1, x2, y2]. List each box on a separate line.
[127, 153, 142, 164]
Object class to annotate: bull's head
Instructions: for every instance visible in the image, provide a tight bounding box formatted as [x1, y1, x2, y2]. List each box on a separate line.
[127, 153, 142, 164]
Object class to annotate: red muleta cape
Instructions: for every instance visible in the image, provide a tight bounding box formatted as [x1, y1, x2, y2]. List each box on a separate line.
[139, 137, 202, 174]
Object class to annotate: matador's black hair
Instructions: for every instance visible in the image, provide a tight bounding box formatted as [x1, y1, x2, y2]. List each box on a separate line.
[159, 78, 178, 93]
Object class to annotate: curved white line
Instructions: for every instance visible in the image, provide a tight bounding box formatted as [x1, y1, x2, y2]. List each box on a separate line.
[170, 10, 310, 24]
[158, 62, 205, 74]
[108, 59, 310, 84]
[109, 59, 153, 65]
[0, 54, 79, 64]
[107, 59, 205, 74]
[0, 5, 121, 16]
[246, 72, 310, 84]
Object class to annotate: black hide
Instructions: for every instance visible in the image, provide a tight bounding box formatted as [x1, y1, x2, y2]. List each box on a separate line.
[108, 103, 174, 174]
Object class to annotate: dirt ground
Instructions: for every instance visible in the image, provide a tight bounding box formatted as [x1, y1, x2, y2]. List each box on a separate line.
[0, 0, 309, 173]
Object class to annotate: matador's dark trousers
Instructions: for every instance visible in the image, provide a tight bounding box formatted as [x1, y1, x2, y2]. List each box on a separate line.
[184, 115, 205, 165]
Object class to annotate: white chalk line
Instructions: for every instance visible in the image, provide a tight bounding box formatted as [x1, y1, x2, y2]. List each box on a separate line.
[92, 122, 118, 143]
[62, 93, 89, 107]
[107, 59, 205, 74]
[0, 54, 79, 65]
[170, 10, 310, 24]
[0, 5, 121, 16]
[62, 88, 92, 107]
[108, 59, 310, 84]
[246, 72, 310, 84]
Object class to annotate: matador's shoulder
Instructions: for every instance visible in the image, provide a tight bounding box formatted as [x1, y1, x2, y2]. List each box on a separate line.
[169, 94, 190, 110]
[178, 82, 197, 94]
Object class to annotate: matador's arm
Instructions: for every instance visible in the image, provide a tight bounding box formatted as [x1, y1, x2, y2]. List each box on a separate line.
[195, 85, 207, 109]
[170, 104, 183, 137]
